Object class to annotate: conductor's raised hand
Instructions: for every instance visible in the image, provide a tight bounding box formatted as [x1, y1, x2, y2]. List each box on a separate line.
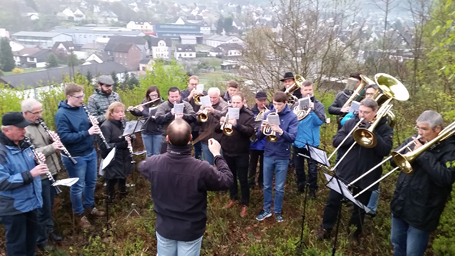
[208, 138, 221, 156]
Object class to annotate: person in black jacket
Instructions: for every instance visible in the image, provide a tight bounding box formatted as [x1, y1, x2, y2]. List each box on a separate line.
[216, 92, 255, 218]
[390, 110, 455, 256]
[99, 102, 133, 201]
[280, 72, 302, 99]
[139, 119, 233, 256]
[316, 98, 393, 243]
[128, 86, 163, 157]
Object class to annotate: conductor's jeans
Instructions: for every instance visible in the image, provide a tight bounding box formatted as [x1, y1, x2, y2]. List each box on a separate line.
[156, 231, 203, 256]
[321, 188, 372, 237]
[391, 216, 430, 256]
[0, 210, 38, 256]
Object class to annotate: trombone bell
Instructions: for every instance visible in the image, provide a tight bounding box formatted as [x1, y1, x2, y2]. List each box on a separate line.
[391, 152, 413, 175]
[353, 129, 377, 148]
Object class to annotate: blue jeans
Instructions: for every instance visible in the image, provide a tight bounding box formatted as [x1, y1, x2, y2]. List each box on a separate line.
[62, 149, 98, 215]
[156, 232, 203, 256]
[37, 175, 57, 246]
[262, 156, 289, 214]
[367, 188, 380, 214]
[391, 216, 430, 256]
[142, 133, 162, 157]
[1, 211, 37, 256]
[201, 143, 223, 165]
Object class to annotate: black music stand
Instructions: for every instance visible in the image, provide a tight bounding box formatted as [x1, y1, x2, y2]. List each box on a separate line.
[295, 145, 330, 255]
[323, 173, 371, 256]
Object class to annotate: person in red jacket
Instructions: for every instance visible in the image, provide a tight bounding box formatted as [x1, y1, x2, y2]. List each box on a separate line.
[139, 119, 233, 255]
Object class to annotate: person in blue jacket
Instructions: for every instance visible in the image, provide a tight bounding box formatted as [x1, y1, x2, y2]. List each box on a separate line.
[292, 81, 326, 199]
[0, 112, 48, 255]
[55, 83, 105, 229]
[255, 91, 298, 223]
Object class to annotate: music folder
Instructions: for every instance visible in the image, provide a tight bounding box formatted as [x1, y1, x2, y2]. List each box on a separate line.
[122, 120, 144, 137]
[307, 145, 330, 167]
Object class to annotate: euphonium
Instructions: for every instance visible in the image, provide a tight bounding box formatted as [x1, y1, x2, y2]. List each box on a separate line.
[261, 110, 278, 142]
[285, 75, 305, 106]
[198, 109, 209, 123]
[221, 113, 234, 136]
[293, 96, 312, 121]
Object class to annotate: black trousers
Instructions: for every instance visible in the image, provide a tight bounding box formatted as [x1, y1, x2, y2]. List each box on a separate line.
[293, 147, 319, 190]
[248, 149, 264, 187]
[1, 210, 37, 255]
[225, 154, 250, 206]
[106, 178, 126, 198]
[322, 188, 372, 237]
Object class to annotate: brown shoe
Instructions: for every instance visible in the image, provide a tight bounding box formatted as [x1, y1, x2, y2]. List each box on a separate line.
[240, 206, 248, 218]
[224, 200, 235, 209]
[78, 216, 91, 229]
[90, 207, 105, 217]
[315, 227, 329, 240]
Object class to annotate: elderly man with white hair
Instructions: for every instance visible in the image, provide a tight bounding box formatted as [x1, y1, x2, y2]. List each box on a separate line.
[21, 98, 65, 251]
[194, 87, 228, 165]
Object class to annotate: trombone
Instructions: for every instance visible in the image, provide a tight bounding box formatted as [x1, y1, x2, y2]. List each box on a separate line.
[353, 121, 455, 199]
[221, 113, 234, 136]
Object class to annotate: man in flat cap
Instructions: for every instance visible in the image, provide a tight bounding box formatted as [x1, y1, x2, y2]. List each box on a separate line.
[0, 112, 49, 255]
[88, 75, 122, 124]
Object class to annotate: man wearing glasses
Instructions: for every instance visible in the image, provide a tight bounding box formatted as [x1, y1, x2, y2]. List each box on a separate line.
[55, 83, 105, 229]
[88, 75, 122, 124]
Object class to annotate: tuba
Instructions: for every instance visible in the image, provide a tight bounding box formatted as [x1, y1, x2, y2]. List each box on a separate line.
[221, 113, 234, 136]
[284, 75, 305, 106]
[261, 110, 279, 142]
[352, 74, 409, 148]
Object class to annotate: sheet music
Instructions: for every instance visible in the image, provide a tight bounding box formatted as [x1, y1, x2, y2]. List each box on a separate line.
[174, 103, 184, 114]
[102, 147, 116, 170]
[324, 173, 371, 214]
[228, 107, 240, 119]
[307, 145, 330, 166]
[267, 114, 280, 125]
[200, 95, 211, 107]
[122, 121, 144, 136]
[349, 101, 360, 114]
[52, 178, 79, 187]
[298, 97, 310, 109]
[196, 84, 204, 93]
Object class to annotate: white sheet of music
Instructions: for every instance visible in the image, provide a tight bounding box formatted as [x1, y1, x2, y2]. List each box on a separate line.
[197, 84, 204, 93]
[102, 147, 116, 170]
[200, 95, 211, 107]
[228, 107, 240, 119]
[174, 103, 184, 114]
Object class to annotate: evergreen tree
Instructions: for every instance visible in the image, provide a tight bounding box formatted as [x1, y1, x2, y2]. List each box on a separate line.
[0, 38, 16, 72]
[216, 17, 224, 35]
[111, 71, 119, 90]
[86, 70, 93, 85]
[224, 17, 233, 34]
[45, 53, 59, 68]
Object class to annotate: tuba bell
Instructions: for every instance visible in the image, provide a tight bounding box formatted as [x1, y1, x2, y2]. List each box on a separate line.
[198, 108, 209, 123]
[284, 75, 305, 106]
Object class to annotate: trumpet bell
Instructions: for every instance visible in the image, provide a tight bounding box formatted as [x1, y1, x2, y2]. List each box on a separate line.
[198, 109, 208, 122]
[391, 152, 413, 175]
[353, 128, 377, 148]
[262, 124, 278, 142]
[223, 124, 234, 136]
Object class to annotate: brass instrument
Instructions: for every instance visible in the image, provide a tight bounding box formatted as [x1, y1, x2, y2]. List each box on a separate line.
[336, 75, 373, 125]
[255, 105, 268, 122]
[221, 113, 234, 136]
[293, 96, 312, 121]
[261, 110, 279, 142]
[352, 74, 409, 148]
[193, 91, 204, 106]
[198, 109, 209, 123]
[284, 75, 305, 106]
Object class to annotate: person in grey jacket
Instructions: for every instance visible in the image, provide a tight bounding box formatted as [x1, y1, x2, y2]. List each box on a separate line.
[155, 87, 196, 153]
[88, 75, 122, 124]
[22, 99, 64, 251]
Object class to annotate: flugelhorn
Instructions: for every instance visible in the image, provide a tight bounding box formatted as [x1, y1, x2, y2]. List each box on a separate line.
[37, 118, 77, 165]
[221, 113, 233, 136]
[261, 110, 279, 142]
[193, 91, 204, 105]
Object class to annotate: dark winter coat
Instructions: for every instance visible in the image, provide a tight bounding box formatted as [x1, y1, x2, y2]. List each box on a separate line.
[130, 99, 163, 135]
[181, 89, 207, 133]
[138, 144, 233, 241]
[99, 119, 133, 180]
[215, 106, 255, 157]
[390, 135, 455, 232]
[328, 89, 352, 116]
[155, 100, 196, 136]
[197, 99, 229, 144]
[332, 115, 393, 191]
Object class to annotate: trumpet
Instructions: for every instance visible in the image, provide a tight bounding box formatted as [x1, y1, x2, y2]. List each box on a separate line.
[198, 108, 209, 123]
[261, 110, 279, 142]
[221, 113, 234, 136]
[37, 118, 77, 165]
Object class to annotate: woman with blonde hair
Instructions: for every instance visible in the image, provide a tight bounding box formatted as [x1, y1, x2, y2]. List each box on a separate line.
[99, 102, 133, 201]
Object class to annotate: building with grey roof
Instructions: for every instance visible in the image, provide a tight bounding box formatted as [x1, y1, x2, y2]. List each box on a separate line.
[52, 26, 144, 45]
[11, 31, 73, 48]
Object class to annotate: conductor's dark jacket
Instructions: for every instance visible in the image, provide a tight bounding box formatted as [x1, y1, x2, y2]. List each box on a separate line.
[139, 144, 233, 241]
[391, 135, 455, 232]
[332, 115, 393, 191]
